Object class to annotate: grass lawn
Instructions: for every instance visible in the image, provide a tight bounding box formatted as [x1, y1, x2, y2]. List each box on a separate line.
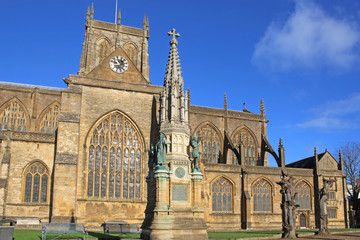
[12, 228, 360, 239]
[13, 230, 140, 240]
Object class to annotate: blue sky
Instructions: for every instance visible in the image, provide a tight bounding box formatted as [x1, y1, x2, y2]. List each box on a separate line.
[1, 0, 359, 166]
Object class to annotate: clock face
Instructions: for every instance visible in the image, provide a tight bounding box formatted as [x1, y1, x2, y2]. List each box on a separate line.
[109, 56, 129, 73]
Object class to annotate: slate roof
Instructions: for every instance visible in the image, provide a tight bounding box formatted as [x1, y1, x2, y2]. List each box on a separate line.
[286, 152, 326, 169]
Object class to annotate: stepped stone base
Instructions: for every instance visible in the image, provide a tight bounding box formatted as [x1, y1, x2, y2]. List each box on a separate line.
[141, 213, 208, 240]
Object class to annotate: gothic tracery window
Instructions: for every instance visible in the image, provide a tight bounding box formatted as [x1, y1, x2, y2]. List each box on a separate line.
[23, 161, 49, 203]
[124, 43, 138, 66]
[195, 123, 221, 164]
[39, 102, 60, 133]
[97, 39, 110, 63]
[253, 179, 271, 212]
[87, 111, 143, 200]
[212, 177, 232, 212]
[231, 127, 257, 165]
[295, 181, 311, 210]
[0, 99, 28, 134]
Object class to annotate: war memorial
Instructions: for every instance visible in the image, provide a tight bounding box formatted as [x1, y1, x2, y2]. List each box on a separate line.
[0, 5, 349, 239]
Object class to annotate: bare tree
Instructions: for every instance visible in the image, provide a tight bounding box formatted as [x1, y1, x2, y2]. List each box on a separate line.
[339, 141, 360, 209]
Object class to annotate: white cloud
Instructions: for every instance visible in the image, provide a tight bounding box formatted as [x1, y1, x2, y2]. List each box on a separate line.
[252, 0, 360, 71]
[297, 93, 360, 130]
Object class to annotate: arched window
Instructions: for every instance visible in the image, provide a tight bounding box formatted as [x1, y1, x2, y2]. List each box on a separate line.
[212, 177, 232, 212]
[124, 43, 138, 66]
[195, 123, 221, 164]
[253, 179, 271, 212]
[0, 99, 28, 134]
[231, 127, 257, 165]
[87, 111, 143, 200]
[295, 181, 311, 210]
[97, 38, 110, 63]
[23, 161, 49, 203]
[39, 102, 60, 133]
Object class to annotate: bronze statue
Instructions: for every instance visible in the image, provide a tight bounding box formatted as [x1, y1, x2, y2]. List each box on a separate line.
[156, 132, 167, 167]
[191, 136, 200, 172]
[148, 142, 155, 170]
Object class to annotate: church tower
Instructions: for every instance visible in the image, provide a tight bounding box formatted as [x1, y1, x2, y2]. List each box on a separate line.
[141, 29, 207, 240]
[78, 4, 150, 81]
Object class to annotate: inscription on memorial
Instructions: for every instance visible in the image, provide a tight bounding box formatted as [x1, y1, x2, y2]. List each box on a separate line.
[173, 160, 188, 165]
[172, 184, 187, 201]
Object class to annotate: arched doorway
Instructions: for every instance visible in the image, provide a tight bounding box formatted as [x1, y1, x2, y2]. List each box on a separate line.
[300, 213, 306, 228]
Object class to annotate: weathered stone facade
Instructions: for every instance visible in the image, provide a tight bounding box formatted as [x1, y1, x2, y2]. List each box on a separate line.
[0, 6, 348, 232]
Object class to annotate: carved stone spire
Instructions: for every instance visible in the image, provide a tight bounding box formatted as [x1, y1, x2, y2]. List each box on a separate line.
[261, 99, 265, 116]
[143, 14, 146, 30]
[160, 28, 189, 131]
[117, 9, 121, 25]
[90, 3, 94, 19]
[278, 137, 285, 168]
[115, 9, 121, 47]
[86, 6, 90, 21]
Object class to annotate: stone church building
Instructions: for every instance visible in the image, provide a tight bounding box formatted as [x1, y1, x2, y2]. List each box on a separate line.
[0, 7, 348, 231]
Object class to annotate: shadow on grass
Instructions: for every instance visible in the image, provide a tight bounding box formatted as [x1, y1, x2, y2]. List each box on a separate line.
[88, 231, 140, 239]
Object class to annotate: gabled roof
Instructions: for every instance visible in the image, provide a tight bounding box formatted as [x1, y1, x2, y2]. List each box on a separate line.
[286, 152, 326, 169]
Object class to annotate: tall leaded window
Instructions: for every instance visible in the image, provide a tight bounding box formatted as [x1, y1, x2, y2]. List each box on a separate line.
[195, 123, 220, 164]
[39, 103, 60, 133]
[0, 99, 28, 134]
[23, 161, 49, 203]
[231, 127, 257, 165]
[328, 208, 336, 218]
[329, 181, 336, 200]
[87, 111, 143, 200]
[212, 177, 232, 212]
[295, 181, 311, 210]
[253, 179, 271, 212]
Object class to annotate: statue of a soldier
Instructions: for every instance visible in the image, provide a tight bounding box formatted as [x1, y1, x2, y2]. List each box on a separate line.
[156, 132, 167, 169]
[191, 136, 200, 172]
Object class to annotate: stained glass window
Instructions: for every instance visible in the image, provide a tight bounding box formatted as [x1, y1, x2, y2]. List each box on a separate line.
[39, 103, 60, 133]
[212, 178, 232, 212]
[87, 111, 143, 200]
[195, 123, 221, 164]
[231, 127, 257, 165]
[295, 182, 311, 210]
[253, 179, 271, 212]
[0, 99, 28, 135]
[23, 162, 49, 203]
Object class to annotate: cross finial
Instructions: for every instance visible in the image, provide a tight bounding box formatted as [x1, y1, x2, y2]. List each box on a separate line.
[168, 28, 180, 45]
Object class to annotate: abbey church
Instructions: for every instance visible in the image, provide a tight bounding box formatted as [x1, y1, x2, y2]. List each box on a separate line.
[0, 6, 348, 231]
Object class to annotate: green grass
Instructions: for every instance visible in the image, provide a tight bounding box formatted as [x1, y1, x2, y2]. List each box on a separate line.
[208, 230, 282, 239]
[12, 228, 360, 240]
[13, 230, 140, 240]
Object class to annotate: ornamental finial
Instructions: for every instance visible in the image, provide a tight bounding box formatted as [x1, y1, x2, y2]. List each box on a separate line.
[168, 28, 180, 45]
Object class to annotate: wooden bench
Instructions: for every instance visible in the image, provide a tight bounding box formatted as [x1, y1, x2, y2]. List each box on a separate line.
[102, 221, 140, 239]
[41, 223, 88, 240]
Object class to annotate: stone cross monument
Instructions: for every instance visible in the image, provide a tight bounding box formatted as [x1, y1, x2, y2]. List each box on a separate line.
[141, 29, 207, 240]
